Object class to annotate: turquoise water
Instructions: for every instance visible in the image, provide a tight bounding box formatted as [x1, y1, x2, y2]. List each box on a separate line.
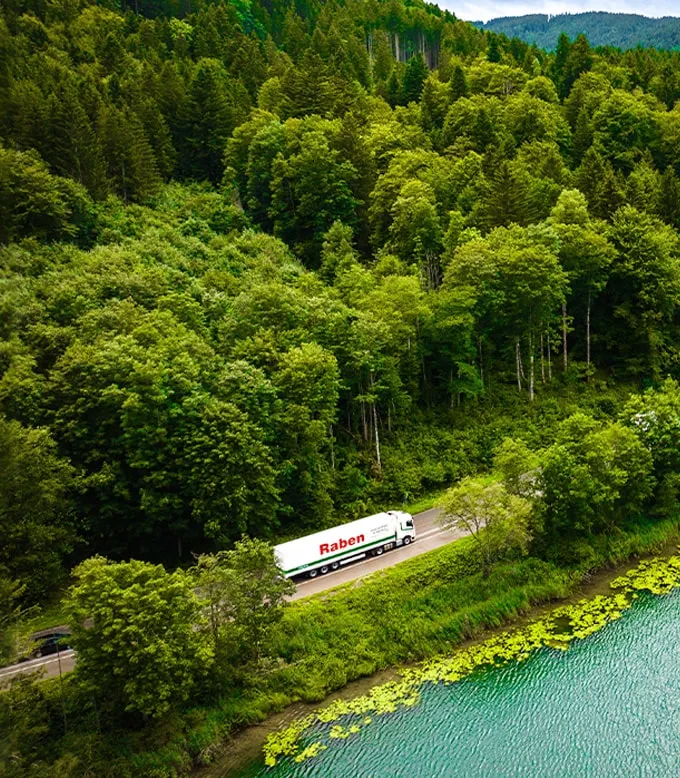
[235, 591, 680, 777]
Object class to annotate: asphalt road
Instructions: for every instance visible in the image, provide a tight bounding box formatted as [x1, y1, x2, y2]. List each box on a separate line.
[0, 506, 466, 683]
[0, 648, 75, 683]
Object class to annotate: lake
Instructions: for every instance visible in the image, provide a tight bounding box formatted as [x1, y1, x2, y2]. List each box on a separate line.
[234, 590, 680, 777]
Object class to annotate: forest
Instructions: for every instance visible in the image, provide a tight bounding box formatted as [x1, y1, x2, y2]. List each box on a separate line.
[5, 0, 680, 772]
[478, 12, 680, 52]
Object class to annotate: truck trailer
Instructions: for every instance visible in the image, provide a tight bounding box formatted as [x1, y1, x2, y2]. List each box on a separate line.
[274, 511, 416, 579]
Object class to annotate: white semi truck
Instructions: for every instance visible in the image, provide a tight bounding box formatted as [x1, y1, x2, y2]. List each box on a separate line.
[274, 510, 416, 579]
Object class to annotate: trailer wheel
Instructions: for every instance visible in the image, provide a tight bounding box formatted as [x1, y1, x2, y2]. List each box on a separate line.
[309, 568, 318, 579]
[331, 562, 339, 571]
[403, 536, 412, 546]
[375, 546, 384, 556]
[320, 565, 330, 575]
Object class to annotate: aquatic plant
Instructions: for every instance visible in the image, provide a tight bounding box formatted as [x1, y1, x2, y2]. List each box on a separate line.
[610, 554, 680, 595]
[262, 555, 680, 767]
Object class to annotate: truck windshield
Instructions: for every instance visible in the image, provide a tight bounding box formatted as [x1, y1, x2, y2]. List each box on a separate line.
[405, 519, 413, 528]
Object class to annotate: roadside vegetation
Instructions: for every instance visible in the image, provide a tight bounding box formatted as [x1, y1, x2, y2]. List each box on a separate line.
[3, 383, 680, 774]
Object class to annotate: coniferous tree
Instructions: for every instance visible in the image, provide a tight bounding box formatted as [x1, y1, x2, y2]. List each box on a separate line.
[572, 105, 593, 165]
[657, 167, 680, 229]
[400, 53, 428, 104]
[373, 32, 394, 83]
[552, 32, 571, 97]
[98, 105, 161, 201]
[449, 64, 468, 101]
[137, 98, 177, 180]
[487, 35, 501, 63]
[575, 147, 606, 212]
[593, 165, 625, 221]
[421, 75, 449, 133]
[386, 69, 401, 107]
[280, 52, 334, 118]
[479, 159, 534, 228]
[43, 81, 107, 198]
[561, 34, 593, 99]
[245, 120, 285, 230]
[181, 59, 246, 183]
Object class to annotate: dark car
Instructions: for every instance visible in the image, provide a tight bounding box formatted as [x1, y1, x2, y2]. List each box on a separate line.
[17, 629, 72, 662]
[36, 631, 71, 657]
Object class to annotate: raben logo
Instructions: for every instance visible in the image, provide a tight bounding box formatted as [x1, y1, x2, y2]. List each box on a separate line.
[319, 534, 365, 555]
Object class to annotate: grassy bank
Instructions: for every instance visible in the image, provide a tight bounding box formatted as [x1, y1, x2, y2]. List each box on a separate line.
[18, 515, 673, 777]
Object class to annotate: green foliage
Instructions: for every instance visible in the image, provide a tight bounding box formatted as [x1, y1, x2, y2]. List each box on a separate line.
[0, 418, 75, 603]
[492, 437, 539, 498]
[478, 13, 680, 52]
[0, 147, 93, 244]
[605, 207, 680, 378]
[68, 557, 212, 720]
[194, 537, 294, 665]
[401, 53, 428, 105]
[0, 571, 25, 664]
[621, 379, 680, 513]
[3, 516, 678, 774]
[538, 414, 654, 546]
[6, 1, 680, 772]
[438, 478, 532, 575]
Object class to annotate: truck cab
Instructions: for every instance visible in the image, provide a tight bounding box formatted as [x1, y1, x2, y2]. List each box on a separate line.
[387, 510, 416, 546]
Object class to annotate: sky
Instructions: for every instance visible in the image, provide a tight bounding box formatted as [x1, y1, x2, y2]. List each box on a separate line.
[447, 1, 680, 23]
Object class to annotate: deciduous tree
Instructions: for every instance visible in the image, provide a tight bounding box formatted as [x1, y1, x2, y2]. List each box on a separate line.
[439, 478, 532, 577]
[68, 557, 212, 719]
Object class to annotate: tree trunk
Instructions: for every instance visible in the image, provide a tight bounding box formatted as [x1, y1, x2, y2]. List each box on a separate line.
[515, 337, 522, 392]
[121, 159, 127, 203]
[586, 287, 591, 379]
[547, 329, 552, 381]
[427, 250, 439, 289]
[540, 332, 545, 383]
[329, 425, 335, 471]
[478, 336, 484, 388]
[562, 302, 568, 371]
[370, 372, 381, 470]
[373, 403, 381, 471]
[529, 335, 535, 402]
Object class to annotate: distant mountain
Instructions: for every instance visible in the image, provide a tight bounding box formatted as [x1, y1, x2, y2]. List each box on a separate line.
[474, 12, 680, 51]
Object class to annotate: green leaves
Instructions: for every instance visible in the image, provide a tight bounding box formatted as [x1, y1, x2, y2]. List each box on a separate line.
[539, 414, 654, 541]
[0, 146, 94, 244]
[269, 126, 359, 265]
[438, 478, 533, 576]
[68, 557, 212, 719]
[0, 417, 75, 603]
[193, 537, 294, 665]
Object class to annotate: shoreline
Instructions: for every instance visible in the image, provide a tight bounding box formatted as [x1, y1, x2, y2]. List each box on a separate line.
[203, 532, 680, 778]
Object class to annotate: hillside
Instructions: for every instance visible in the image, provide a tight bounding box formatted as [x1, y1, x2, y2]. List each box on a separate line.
[476, 12, 680, 51]
[6, 0, 680, 772]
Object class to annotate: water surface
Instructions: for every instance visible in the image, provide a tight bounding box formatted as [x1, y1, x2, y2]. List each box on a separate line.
[234, 591, 680, 777]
